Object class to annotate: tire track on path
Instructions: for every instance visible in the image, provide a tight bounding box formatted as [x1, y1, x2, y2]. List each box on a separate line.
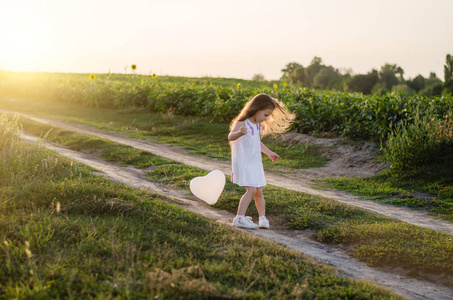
[3, 109, 453, 236]
[21, 132, 453, 300]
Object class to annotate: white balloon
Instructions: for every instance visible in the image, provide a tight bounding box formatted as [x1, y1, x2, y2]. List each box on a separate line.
[189, 170, 225, 205]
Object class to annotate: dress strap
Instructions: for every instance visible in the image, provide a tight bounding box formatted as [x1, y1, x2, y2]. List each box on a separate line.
[246, 119, 255, 136]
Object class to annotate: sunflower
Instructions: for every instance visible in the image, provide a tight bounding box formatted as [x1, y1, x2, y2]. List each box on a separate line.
[89, 73, 96, 81]
[273, 83, 278, 89]
[131, 64, 137, 71]
[152, 73, 157, 79]
[237, 83, 241, 88]
[283, 82, 288, 87]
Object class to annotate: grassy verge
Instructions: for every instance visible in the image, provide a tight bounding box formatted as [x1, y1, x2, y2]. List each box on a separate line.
[316, 161, 453, 222]
[0, 96, 326, 171]
[14, 115, 453, 287]
[0, 118, 399, 298]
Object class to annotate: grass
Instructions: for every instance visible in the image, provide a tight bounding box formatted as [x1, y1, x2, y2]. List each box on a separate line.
[316, 160, 453, 222]
[0, 116, 401, 298]
[12, 115, 453, 287]
[150, 165, 453, 282]
[0, 96, 326, 171]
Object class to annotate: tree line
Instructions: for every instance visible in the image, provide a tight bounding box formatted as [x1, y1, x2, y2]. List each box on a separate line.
[276, 54, 453, 96]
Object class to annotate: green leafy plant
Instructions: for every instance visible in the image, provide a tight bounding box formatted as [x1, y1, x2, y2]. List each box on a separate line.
[2, 71, 453, 141]
[382, 106, 453, 170]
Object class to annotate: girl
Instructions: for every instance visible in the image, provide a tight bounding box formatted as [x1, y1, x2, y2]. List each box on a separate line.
[228, 93, 295, 229]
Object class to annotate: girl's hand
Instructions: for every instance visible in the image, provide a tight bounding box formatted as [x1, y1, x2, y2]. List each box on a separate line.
[268, 151, 279, 161]
[239, 126, 247, 136]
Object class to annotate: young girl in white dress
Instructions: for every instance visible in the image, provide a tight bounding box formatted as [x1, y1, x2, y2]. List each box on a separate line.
[228, 93, 295, 229]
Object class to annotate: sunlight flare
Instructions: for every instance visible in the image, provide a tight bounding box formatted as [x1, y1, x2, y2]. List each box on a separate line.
[0, 3, 56, 72]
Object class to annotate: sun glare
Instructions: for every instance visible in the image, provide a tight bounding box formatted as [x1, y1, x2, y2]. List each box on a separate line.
[0, 3, 55, 72]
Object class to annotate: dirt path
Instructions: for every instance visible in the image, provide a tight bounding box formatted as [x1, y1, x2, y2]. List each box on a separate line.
[21, 132, 453, 300]
[5, 109, 453, 237]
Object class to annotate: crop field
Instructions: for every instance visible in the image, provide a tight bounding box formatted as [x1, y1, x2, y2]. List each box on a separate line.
[2, 70, 452, 140]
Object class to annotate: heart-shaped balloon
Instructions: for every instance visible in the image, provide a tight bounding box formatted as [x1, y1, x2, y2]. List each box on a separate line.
[189, 170, 225, 205]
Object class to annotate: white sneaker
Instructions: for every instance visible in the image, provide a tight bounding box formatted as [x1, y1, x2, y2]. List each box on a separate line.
[233, 216, 258, 229]
[259, 216, 270, 229]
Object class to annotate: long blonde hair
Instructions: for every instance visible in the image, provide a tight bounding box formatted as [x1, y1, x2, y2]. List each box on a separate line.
[230, 93, 295, 136]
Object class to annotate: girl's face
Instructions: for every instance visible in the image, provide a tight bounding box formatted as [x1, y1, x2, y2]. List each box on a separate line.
[252, 107, 274, 124]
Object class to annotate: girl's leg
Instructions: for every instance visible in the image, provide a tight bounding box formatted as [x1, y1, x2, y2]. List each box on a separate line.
[254, 188, 265, 217]
[237, 187, 257, 216]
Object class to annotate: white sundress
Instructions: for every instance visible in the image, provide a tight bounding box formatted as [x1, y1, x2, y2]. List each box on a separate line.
[231, 119, 266, 188]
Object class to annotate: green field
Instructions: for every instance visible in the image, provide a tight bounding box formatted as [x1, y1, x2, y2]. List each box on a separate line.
[0, 102, 403, 298]
[3, 110, 453, 289]
[1, 71, 453, 296]
[1, 70, 452, 220]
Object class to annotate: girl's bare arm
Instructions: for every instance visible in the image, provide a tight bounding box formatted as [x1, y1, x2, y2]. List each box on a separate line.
[261, 142, 279, 161]
[228, 121, 247, 141]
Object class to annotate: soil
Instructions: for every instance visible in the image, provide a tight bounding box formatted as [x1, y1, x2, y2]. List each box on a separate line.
[5, 108, 453, 299]
[278, 132, 389, 178]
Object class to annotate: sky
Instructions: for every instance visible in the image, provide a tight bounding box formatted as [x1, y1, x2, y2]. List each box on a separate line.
[1, 0, 452, 80]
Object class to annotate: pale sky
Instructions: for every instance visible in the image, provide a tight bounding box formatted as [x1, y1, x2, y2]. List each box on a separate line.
[1, 0, 452, 80]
